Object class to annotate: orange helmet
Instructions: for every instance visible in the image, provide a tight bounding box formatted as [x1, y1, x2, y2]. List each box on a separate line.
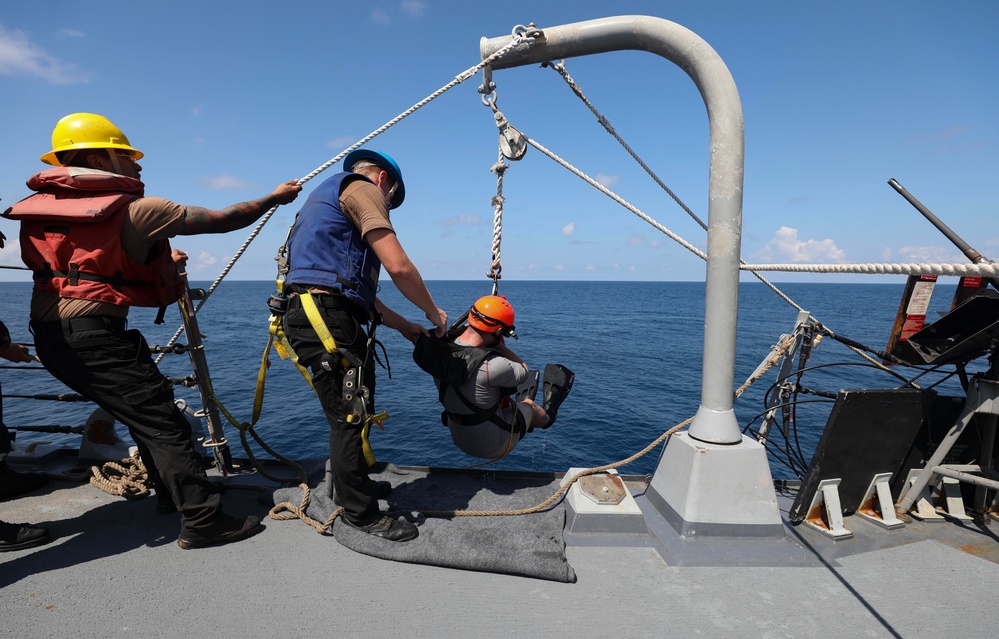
[468, 295, 515, 337]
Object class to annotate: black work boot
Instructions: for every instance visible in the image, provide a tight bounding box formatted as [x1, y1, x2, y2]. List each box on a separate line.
[342, 514, 418, 542]
[0, 461, 48, 500]
[0, 520, 51, 552]
[176, 514, 264, 549]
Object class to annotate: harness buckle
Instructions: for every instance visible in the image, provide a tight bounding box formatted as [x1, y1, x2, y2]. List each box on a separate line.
[267, 290, 289, 316]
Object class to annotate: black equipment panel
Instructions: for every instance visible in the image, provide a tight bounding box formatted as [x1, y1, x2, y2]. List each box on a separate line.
[789, 388, 929, 524]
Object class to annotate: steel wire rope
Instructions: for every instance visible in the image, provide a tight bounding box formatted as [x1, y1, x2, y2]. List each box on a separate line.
[522, 131, 906, 381]
[542, 61, 976, 388]
[545, 61, 807, 310]
[522, 134, 708, 260]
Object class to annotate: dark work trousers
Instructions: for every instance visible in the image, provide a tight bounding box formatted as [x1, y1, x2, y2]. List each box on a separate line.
[283, 294, 381, 525]
[30, 317, 221, 532]
[0, 379, 9, 457]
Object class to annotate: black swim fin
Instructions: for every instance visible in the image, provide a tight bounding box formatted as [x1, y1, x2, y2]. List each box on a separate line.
[515, 369, 541, 403]
[541, 363, 574, 429]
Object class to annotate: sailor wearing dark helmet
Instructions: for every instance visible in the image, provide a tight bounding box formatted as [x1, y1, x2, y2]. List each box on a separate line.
[413, 295, 574, 460]
[283, 149, 447, 543]
[2, 112, 302, 549]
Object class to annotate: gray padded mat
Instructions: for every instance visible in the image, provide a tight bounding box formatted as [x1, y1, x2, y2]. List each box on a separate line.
[271, 462, 576, 583]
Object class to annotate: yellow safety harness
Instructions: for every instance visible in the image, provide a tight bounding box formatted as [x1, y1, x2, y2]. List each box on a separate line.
[255, 280, 388, 466]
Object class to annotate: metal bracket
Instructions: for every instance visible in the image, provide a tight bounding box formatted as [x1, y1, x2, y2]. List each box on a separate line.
[902, 469, 947, 522]
[802, 478, 854, 540]
[855, 472, 904, 530]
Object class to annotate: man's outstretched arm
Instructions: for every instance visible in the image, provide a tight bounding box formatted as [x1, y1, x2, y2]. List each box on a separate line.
[178, 180, 301, 235]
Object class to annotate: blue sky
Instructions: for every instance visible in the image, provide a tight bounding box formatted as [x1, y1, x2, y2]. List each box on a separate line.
[1, 1, 996, 284]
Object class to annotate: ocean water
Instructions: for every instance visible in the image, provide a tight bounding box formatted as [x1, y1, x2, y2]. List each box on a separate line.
[0, 279, 978, 480]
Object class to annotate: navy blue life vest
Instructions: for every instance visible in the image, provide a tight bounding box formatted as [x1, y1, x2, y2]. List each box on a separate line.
[286, 172, 382, 312]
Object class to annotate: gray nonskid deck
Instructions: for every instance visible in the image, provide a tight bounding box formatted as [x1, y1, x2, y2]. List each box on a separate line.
[2, 468, 997, 639]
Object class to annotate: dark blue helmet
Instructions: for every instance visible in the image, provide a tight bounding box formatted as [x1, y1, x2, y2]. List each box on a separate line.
[343, 149, 406, 209]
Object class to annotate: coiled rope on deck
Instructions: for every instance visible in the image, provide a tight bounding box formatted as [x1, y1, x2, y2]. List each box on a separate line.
[268, 483, 343, 534]
[88, 451, 152, 500]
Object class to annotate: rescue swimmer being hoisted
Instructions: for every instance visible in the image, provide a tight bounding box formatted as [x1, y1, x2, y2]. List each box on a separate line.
[413, 295, 574, 460]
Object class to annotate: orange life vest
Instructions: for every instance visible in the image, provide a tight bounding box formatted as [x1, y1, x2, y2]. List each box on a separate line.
[2, 167, 183, 308]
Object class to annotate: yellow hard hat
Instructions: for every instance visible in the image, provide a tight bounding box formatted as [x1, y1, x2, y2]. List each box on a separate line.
[40, 113, 144, 166]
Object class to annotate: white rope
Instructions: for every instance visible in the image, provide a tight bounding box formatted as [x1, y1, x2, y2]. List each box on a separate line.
[155, 30, 536, 360]
[488, 148, 508, 293]
[739, 262, 999, 277]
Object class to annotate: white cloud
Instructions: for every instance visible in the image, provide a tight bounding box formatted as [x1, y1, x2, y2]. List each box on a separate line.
[896, 246, 958, 264]
[199, 173, 258, 190]
[191, 104, 203, 117]
[755, 226, 846, 263]
[194, 251, 218, 270]
[0, 23, 90, 84]
[57, 29, 84, 38]
[371, 8, 391, 25]
[553, 264, 565, 272]
[562, 222, 575, 236]
[327, 135, 356, 149]
[0, 242, 23, 266]
[595, 174, 620, 189]
[627, 233, 647, 246]
[400, 0, 427, 17]
[440, 212, 482, 226]
[585, 263, 596, 271]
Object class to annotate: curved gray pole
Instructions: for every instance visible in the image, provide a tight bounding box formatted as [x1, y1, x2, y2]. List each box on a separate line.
[482, 16, 744, 443]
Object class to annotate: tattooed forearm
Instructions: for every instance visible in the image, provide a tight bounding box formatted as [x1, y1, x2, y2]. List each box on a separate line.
[179, 195, 278, 235]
